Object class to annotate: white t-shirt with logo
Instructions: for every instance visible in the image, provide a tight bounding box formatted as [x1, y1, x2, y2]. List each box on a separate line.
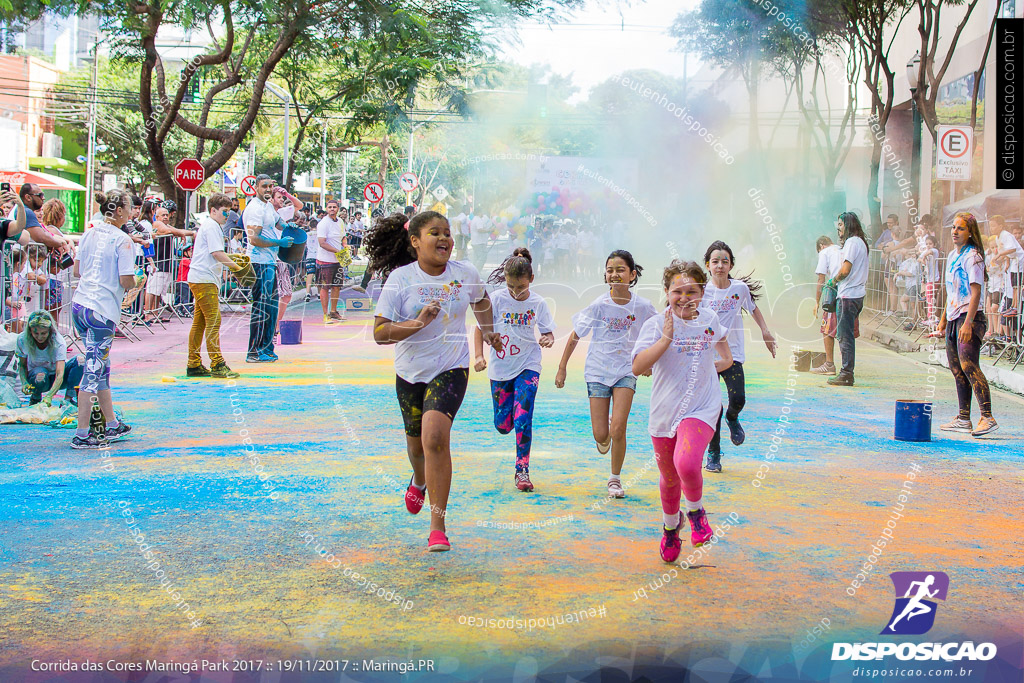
[632, 306, 728, 435]
[316, 216, 346, 262]
[839, 236, 869, 299]
[72, 222, 136, 324]
[702, 279, 757, 364]
[815, 244, 842, 278]
[188, 216, 227, 286]
[375, 259, 486, 384]
[572, 291, 658, 386]
[487, 288, 555, 382]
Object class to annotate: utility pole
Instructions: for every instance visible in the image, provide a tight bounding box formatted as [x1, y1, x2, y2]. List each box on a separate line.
[320, 118, 327, 208]
[85, 40, 99, 225]
[341, 152, 348, 210]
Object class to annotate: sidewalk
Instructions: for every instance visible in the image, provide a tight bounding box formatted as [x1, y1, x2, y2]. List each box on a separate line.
[862, 311, 1024, 396]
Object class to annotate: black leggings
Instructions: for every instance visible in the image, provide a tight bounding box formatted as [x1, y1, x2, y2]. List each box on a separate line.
[709, 361, 745, 454]
[946, 315, 992, 419]
[395, 368, 469, 437]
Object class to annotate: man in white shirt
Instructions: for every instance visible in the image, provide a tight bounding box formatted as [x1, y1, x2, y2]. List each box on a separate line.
[315, 199, 348, 324]
[470, 212, 490, 269]
[243, 175, 293, 362]
[812, 235, 843, 374]
[452, 209, 468, 257]
[826, 212, 870, 386]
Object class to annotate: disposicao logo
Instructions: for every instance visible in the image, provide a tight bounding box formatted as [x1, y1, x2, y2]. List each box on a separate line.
[831, 571, 997, 663]
[882, 571, 948, 635]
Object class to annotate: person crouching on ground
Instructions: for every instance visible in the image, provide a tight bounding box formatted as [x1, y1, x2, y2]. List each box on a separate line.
[16, 310, 82, 406]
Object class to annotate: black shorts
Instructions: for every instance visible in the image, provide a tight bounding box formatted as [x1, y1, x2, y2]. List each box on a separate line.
[348, 234, 362, 248]
[1012, 271, 1022, 288]
[316, 261, 343, 286]
[395, 368, 469, 437]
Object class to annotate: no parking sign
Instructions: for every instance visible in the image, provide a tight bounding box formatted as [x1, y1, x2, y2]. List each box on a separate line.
[936, 125, 973, 181]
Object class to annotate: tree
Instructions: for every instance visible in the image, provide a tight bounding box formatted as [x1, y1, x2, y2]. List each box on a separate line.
[836, 0, 915, 228]
[671, 0, 787, 169]
[6, 0, 578, 224]
[910, 0, 983, 136]
[49, 58, 195, 195]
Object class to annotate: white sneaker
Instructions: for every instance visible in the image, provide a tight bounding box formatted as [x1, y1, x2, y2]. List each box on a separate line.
[810, 361, 836, 375]
[940, 417, 973, 433]
[607, 478, 625, 499]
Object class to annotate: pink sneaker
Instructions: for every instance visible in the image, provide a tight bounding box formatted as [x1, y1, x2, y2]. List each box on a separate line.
[660, 513, 682, 563]
[427, 530, 450, 552]
[405, 477, 425, 515]
[686, 508, 714, 546]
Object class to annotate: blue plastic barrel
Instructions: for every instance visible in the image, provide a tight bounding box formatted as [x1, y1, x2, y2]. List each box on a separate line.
[894, 400, 932, 442]
[279, 319, 302, 345]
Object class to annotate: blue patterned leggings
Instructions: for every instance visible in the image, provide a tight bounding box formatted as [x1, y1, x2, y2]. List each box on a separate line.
[490, 369, 540, 473]
[71, 303, 115, 393]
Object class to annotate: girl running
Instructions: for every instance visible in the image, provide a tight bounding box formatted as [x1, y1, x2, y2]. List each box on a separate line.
[473, 248, 555, 492]
[555, 250, 657, 499]
[368, 211, 502, 552]
[631, 260, 732, 561]
[702, 241, 777, 472]
[935, 212, 998, 437]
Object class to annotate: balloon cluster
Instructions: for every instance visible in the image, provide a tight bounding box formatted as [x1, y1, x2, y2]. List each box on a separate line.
[488, 210, 530, 240]
[520, 186, 602, 218]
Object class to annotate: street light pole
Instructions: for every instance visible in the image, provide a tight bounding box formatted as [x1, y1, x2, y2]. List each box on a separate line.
[264, 82, 291, 186]
[320, 118, 327, 207]
[907, 52, 923, 222]
[85, 40, 100, 225]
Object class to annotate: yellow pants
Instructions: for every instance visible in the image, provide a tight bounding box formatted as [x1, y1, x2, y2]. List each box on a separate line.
[187, 283, 224, 367]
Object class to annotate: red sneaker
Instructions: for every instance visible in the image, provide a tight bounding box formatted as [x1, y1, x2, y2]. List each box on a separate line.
[427, 530, 450, 552]
[405, 477, 425, 515]
[515, 472, 534, 492]
[686, 508, 714, 546]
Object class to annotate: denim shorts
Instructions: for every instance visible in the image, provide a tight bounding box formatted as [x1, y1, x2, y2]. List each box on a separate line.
[586, 375, 636, 398]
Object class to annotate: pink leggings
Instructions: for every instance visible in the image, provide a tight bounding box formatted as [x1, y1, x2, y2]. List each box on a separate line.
[651, 418, 715, 515]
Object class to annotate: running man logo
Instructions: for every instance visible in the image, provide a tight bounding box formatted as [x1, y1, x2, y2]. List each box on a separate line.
[881, 571, 949, 635]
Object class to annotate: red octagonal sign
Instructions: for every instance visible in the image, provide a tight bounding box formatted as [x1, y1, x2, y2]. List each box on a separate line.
[174, 158, 205, 191]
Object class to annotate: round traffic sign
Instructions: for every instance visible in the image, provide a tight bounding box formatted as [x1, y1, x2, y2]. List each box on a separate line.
[364, 182, 384, 203]
[173, 158, 205, 192]
[399, 172, 419, 192]
[241, 175, 258, 197]
[940, 129, 970, 159]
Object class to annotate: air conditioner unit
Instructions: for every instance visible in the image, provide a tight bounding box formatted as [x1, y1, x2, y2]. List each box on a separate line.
[41, 132, 63, 158]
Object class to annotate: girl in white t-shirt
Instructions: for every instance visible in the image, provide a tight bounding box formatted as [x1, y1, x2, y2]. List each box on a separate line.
[472, 248, 555, 492]
[701, 241, 777, 473]
[555, 250, 658, 499]
[632, 260, 732, 561]
[369, 211, 502, 552]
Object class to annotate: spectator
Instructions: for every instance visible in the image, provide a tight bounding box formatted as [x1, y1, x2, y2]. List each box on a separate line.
[315, 198, 347, 324]
[16, 310, 82, 406]
[1, 188, 27, 244]
[13, 183, 66, 252]
[146, 205, 195, 322]
[989, 214, 1022, 316]
[222, 196, 242, 240]
[826, 212, 869, 386]
[812, 235, 843, 375]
